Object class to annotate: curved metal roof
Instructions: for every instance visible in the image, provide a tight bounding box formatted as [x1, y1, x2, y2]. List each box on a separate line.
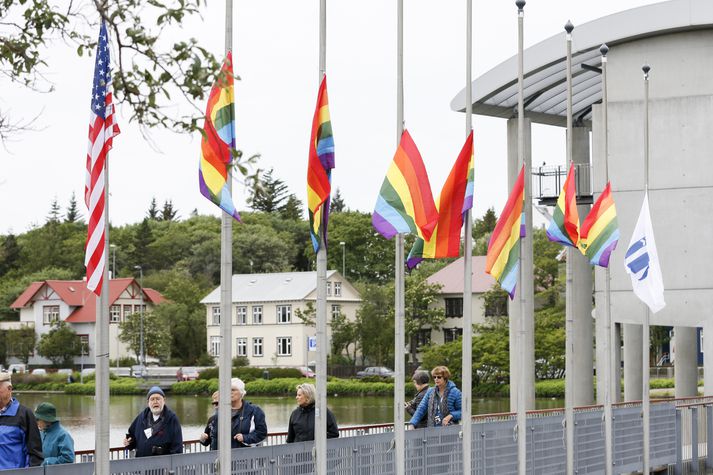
[451, 0, 713, 126]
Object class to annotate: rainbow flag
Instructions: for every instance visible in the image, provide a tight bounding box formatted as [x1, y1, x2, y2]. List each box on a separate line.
[198, 52, 240, 221]
[372, 130, 438, 241]
[546, 162, 579, 247]
[485, 166, 525, 299]
[307, 75, 335, 252]
[407, 132, 474, 268]
[579, 182, 619, 267]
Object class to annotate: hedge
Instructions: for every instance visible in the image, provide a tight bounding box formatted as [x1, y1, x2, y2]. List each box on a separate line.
[198, 367, 302, 381]
[172, 378, 418, 397]
[64, 378, 143, 395]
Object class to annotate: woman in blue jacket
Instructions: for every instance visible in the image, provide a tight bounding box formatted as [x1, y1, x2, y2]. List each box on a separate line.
[34, 402, 74, 465]
[408, 366, 462, 428]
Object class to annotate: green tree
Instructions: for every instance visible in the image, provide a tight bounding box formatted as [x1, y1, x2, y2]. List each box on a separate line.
[0, 267, 75, 320]
[248, 169, 291, 213]
[147, 198, 160, 220]
[131, 219, 153, 270]
[0, 234, 21, 277]
[280, 195, 304, 220]
[404, 272, 445, 362]
[47, 198, 61, 224]
[534, 305, 565, 379]
[533, 227, 562, 293]
[330, 188, 346, 213]
[355, 283, 394, 365]
[5, 327, 36, 364]
[473, 207, 497, 240]
[118, 310, 171, 363]
[161, 200, 178, 222]
[65, 192, 82, 223]
[36, 322, 82, 367]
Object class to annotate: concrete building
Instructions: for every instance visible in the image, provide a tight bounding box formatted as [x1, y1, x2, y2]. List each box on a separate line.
[6, 278, 165, 365]
[201, 270, 361, 368]
[452, 0, 713, 403]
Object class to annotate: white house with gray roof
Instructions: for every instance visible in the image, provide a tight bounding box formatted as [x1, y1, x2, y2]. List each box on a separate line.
[201, 270, 361, 368]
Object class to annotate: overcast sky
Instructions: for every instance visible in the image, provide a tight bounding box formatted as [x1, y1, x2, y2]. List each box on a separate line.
[0, 0, 656, 235]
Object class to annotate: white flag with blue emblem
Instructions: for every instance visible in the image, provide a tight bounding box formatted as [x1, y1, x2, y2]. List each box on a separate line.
[625, 192, 665, 313]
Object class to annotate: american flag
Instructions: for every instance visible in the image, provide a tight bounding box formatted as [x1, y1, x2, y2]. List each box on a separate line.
[85, 22, 120, 296]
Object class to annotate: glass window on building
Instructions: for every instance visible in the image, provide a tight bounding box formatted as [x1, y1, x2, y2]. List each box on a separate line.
[210, 336, 220, 357]
[331, 304, 341, 320]
[236, 337, 247, 356]
[277, 337, 292, 356]
[326, 282, 332, 297]
[252, 306, 263, 324]
[211, 306, 220, 325]
[78, 335, 90, 355]
[42, 306, 60, 325]
[443, 328, 463, 343]
[235, 306, 247, 325]
[123, 304, 133, 319]
[334, 282, 342, 297]
[252, 337, 263, 357]
[444, 298, 463, 318]
[485, 293, 508, 317]
[410, 329, 431, 354]
[277, 305, 291, 324]
[110, 305, 121, 323]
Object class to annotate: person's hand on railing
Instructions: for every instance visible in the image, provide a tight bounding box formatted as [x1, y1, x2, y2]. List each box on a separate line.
[200, 433, 209, 443]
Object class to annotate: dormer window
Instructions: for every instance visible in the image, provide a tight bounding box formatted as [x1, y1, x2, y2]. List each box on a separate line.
[42, 306, 59, 325]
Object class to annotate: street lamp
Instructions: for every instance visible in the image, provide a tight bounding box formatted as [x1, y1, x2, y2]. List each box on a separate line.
[339, 241, 346, 277]
[110, 244, 117, 278]
[134, 265, 145, 371]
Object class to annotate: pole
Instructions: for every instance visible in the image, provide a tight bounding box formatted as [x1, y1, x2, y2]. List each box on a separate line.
[133, 266, 145, 369]
[110, 244, 116, 278]
[218, 1, 234, 473]
[642, 63, 651, 475]
[394, 1, 406, 474]
[315, 1, 328, 473]
[564, 20, 575, 475]
[340, 241, 346, 276]
[94, 144, 111, 475]
[462, 0, 473, 472]
[600, 43, 614, 475]
[515, 2, 527, 474]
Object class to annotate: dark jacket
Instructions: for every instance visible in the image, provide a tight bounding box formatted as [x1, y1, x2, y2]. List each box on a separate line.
[405, 386, 429, 429]
[286, 403, 339, 443]
[126, 405, 183, 457]
[202, 401, 267, 450]
[40, 421, 74, 465]
[0, 398, 44, 469]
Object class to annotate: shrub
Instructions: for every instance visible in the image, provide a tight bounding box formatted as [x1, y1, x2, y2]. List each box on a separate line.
[233, 356, 250, 367]
[198, 367, 302, 381]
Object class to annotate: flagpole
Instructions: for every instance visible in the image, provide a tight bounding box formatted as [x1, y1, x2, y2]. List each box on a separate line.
[394, 1, 406, 473]
[94, 153, 110, 475]
[641, 63, 651, 475]
[315, 0, 328, 474]
[600, 43, 614, 475]
[564, 20, 575, 475]
[461, 0, 473, 472]
[218, 1, 234, 474]
[515, 2, 527, 474]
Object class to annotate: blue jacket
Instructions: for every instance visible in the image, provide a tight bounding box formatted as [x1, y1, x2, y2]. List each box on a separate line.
[203, 401, 267, 450]
[0, 398, 44, 469]
[409, 380, 462, 427]
[127, 405, 183, 457]
[40, 421, 74, 465]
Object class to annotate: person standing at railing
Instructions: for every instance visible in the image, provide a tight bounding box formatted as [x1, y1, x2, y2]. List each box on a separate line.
[287, 383, 339, 442]
[405, 371, 431, 429]
[123, 386, 183, 457]
[206, 378, 268, 448]
[199, 391, 220, 449]
[0, 371, 44, 468]
[407, 366, 462, 428]
[34, 402, 74, 465]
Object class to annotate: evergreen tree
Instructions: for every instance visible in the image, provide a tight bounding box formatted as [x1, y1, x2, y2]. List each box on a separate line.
[65, 192, 82, 223]
[280, 194, 303, 220]
[46, 198, 61, 224]
[473, 207, 497, 240]
[0, 234, 21, 276]
[248, 168, 291, 213]
[330, 188, 346, 213]
[147, 198, 159, 220]
[161, 200, 178, 221]
[132, 218, 153, 269]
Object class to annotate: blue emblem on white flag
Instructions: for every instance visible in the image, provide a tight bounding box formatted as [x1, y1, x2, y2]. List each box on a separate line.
[624, 193, 665, 313]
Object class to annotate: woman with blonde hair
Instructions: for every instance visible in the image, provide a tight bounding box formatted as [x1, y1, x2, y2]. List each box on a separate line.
[408, 366, 462, 428]
[286, 383, 339, 442]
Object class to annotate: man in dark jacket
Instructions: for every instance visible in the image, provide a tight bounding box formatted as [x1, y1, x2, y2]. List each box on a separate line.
[0, 371, 44, 469]
[202, 379, 267, 449]
[405, 370, 430, 429]
[123, 386, 183, 457]
[287, 383, 339, 443]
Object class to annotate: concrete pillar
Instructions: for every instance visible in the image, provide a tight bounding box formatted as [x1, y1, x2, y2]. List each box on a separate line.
[624, 323, 643, 401]
[507, 117, 535, 411]
[572, 126, 594, 406]
[674, 326, 698, 397]
[614, 322, 622, 402]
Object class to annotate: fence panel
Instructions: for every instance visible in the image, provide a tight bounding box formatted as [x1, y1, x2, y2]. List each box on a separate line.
[528, 413, 566, 475]
[574, 410, 605, 474]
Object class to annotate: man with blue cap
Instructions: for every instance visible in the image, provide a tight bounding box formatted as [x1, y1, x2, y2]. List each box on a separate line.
[34, 402, 74, 465]
[123, 386, 183, 457]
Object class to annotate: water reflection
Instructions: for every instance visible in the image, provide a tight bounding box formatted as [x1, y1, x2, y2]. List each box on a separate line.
[15, 392, 563, 451]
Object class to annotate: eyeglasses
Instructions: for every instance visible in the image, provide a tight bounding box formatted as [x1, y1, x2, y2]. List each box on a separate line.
[432, 375, 443, 380]
[211, 402, 219, 406]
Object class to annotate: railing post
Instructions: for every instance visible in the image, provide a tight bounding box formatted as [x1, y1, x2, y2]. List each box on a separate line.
[692, 407, 700, 473]
[707, 405, 713, 471]
[676, 408, 683, 475]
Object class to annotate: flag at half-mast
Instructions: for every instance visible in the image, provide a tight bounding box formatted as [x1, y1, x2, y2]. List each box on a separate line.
[579, 182, 619, 267]
[198, 52, 240, 222]
[85, 22, 120, 296]
[546, 162, 580, 247]
[485, 166, 525, 299]
[372, 130, 438, 241]
[407, 131, 474, 268]
[307, 75, 335, 252]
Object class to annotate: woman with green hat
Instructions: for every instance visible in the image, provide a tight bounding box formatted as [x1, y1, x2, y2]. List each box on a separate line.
[34, 402, 75, 465]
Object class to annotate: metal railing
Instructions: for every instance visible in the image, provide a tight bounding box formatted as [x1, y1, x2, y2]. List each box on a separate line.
[532, 163, 593, 205]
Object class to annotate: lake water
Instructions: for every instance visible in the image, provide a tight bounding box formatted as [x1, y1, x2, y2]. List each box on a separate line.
[14, 392, 564, 451]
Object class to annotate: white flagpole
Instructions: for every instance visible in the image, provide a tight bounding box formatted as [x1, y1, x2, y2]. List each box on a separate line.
[394, 1, 406, 473]
[515, 2, 527, 474]
[564, 20, 575, 475]
[218, 1, 234, 473]
[600, 43, 614, 475]
[315, 0, 329, 473]
[461, 0, 473, 472]
[641, 63, 651, 475]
